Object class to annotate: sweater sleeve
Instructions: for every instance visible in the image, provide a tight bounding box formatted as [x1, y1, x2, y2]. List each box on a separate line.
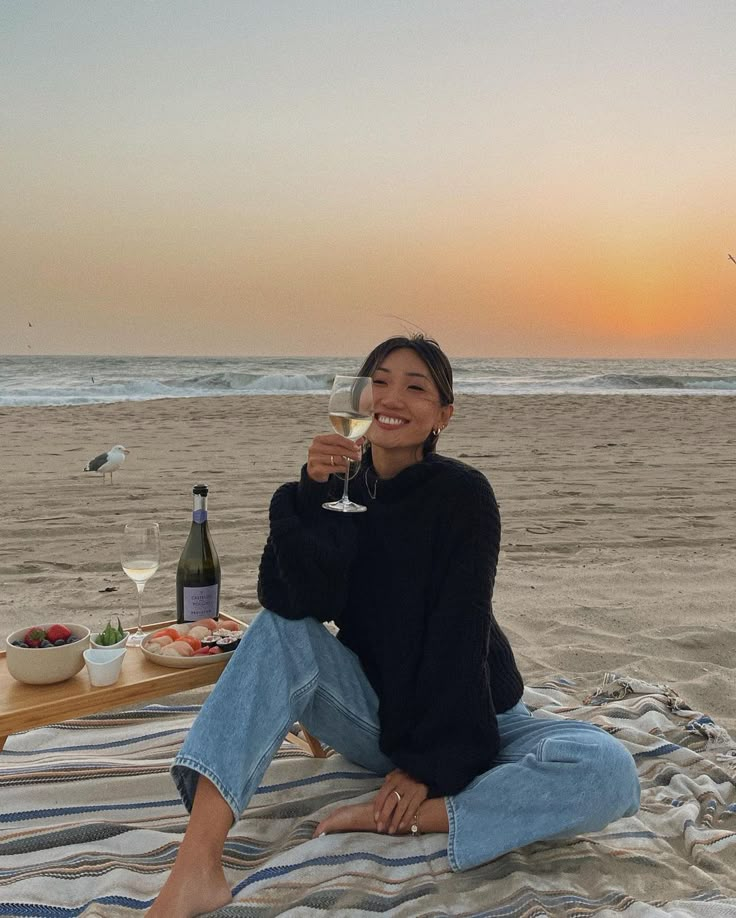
[388, 470, 501, 797]
[257, 466, 357, 624]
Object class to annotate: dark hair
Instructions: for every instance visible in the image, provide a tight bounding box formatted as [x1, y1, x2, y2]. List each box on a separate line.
[357, 334, 454, 455]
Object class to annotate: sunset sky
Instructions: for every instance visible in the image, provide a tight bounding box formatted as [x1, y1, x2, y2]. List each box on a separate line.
[2, 1, 735, 358]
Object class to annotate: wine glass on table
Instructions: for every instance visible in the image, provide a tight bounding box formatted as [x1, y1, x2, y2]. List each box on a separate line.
[120, 521, 160, 646]
[323, 375, 374, 513]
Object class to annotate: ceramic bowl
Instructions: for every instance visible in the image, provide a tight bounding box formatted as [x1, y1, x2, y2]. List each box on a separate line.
[90, 632, 129, 651]
[5, 624, 91, 685]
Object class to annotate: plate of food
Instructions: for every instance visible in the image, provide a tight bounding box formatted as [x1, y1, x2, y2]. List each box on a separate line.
[140, 618, 246, 668]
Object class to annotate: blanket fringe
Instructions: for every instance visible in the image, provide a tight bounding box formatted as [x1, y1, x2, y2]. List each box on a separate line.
[584, 671, 693, 716]
[685, 715, 736, 770]
[585, 673, 736, 772]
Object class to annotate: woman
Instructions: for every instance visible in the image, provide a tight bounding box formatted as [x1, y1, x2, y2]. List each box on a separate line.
[148, 336, 640, 918]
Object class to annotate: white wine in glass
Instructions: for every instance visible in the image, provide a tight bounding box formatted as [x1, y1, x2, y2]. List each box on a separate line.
[323, 375, 374, 513]
[121, 521, 160, 646]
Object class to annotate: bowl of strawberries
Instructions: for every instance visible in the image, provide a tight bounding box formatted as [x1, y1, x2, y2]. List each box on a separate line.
[5, 623, 91, 685]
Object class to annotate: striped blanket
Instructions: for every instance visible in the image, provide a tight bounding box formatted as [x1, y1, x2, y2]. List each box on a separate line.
[1, 674, 734, 917]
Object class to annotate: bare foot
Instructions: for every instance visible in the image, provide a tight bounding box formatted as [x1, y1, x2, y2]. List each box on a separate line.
[313, 801, 391, 838]
[147, 860, 232, 918]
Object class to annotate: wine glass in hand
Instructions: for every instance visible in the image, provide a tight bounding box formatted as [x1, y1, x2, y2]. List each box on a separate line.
[121, 522, 160, 646]
[323, 375, 374, 513]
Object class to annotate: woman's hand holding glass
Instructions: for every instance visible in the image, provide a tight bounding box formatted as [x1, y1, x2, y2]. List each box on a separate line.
[306, 434, 362, 484]
[321, 375, 374, 512]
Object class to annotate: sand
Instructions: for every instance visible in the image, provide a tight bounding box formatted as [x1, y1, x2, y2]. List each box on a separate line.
[0, 394, 733, 732]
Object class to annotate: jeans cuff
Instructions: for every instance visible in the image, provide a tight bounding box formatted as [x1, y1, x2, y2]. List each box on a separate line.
[171, 754, 241, 825]
[444, 795, 461, 872]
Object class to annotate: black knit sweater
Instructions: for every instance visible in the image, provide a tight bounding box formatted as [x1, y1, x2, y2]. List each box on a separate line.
[257, 453, 524, 797]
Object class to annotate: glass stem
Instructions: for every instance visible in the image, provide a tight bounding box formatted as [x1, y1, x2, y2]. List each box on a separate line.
[340, 459, 351, 504]
[136, 583, 144, 632]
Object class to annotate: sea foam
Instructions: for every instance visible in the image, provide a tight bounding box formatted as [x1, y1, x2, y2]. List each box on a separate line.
[1, 356, 735, 406]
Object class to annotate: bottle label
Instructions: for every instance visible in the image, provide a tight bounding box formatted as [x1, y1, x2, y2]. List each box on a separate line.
[193, 510, 207, 524]
[182, 584, 219, 620]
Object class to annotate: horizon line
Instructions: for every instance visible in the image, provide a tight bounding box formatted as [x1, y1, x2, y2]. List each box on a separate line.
[2, 352, 735, 362]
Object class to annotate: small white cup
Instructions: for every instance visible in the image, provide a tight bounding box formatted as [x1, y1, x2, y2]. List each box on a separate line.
[83, 647, 126, 687]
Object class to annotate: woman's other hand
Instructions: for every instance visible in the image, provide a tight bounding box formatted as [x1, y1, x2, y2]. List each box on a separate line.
[374, 769, 428, 835]
[307, 434, 362, 483]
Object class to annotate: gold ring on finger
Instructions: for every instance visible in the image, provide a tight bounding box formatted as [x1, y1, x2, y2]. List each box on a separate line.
[392, 790, 402, 803]
[330, 455, 335, 466]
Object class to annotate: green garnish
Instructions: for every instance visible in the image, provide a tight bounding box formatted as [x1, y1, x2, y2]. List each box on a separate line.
[95, 617, 126, 645]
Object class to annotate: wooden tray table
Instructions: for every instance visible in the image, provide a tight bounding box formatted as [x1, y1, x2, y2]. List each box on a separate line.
[0, 614, 325, 757]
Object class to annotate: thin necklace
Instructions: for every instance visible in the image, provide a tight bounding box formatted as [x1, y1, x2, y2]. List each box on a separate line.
[364, 467, 378, 500]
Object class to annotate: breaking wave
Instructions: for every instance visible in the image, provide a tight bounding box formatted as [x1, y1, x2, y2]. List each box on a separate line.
[1, 355, 735, 406]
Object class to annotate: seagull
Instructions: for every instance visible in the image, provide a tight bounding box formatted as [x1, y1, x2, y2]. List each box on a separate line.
[84, 445, 130, 484]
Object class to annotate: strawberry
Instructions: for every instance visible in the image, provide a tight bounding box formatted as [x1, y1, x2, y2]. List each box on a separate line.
[46, 624, 72, 644]
[23, 627, 47, 648]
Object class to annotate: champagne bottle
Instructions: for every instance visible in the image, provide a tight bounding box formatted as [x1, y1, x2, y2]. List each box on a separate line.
[176, 484, 221, 623]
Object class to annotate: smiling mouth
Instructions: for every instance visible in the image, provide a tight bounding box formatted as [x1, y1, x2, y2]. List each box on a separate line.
[375, 414, 408, 427]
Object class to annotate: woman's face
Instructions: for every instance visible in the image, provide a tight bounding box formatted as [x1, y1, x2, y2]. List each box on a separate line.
[367, 348, 453, 457]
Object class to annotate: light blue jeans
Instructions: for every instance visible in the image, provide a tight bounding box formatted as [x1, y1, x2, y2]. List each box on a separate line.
[172, 610, 640, 872]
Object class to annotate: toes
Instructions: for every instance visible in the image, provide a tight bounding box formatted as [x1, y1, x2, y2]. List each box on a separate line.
[313, 818, 331, 838]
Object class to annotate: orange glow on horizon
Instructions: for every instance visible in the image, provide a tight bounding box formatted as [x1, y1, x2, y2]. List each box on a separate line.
[2, 4, 735, 357]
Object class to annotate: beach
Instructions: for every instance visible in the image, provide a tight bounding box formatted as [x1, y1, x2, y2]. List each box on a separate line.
[1, 393, 734, 732]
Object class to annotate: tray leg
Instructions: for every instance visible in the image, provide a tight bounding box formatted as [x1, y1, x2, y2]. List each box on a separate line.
[285, 731, 310, 754]
[285, 726, 326, 758]
[302, 727, 327, 758]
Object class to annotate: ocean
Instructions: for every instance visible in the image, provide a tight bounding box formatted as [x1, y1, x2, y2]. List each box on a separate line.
[1, 355, 735, 407]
